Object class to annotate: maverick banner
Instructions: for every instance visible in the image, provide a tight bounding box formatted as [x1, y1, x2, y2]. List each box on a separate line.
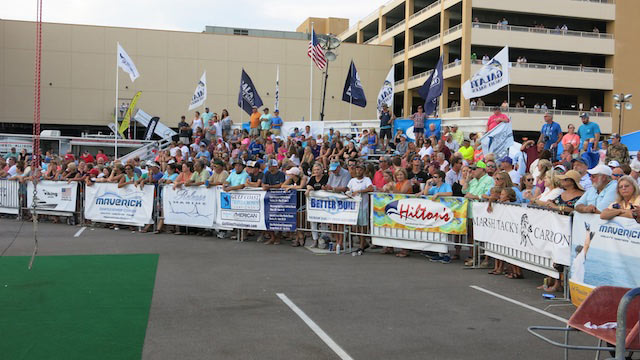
[162, 185, 216, 228]
[217, 189, 296, 231]
[27, 180, 78, 213]
[84, 183, 154, 226]
[472, 202, 571, 266]
[306, 190, 361, 225]
[569, 213, 640, 306]
[370, 194, 468, 252]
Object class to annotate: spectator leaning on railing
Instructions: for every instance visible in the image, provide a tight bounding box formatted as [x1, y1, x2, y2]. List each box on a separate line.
[575, 164, 617, 214]
[600, 176, 640, 220]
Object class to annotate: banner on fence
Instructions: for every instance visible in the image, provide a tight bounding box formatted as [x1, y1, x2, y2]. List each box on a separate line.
[569, 213, 640, 306]
[372, 194, 468, 234]
[306, 191, 360, 225]
[162, 185, 216, 228]
[0, 179, 20, 214]
[84, 183, 154, 226]
[472, 202, 571, 267]
[27, 181, 78, 213]
[370, 194, 468, 252]
[217, 189, 296, 231]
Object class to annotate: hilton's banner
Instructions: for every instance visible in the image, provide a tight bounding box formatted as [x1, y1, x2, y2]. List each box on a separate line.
[217, 189, 296, 231]
[162, 185, 216, 228]
[472, 202, 571, 266]
[370, 194, 468, 253]
[84, 183, 154, 226]
[306, 190, 361, 225]
[569, 213, 640, 306]
[27, 180, 78, 213]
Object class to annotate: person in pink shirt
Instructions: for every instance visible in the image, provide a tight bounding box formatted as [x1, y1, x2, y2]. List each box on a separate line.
[561, 123, 580, 154]
[487, 107, 510, 132]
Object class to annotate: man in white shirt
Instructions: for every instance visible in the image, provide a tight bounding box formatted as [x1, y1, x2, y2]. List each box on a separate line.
[179, 142, 190, 159]
[169, 142, 178, 157]
[347, 163, 374, 254]
[444, 133, 459, 152]
[500, 156, 521, 185]
[445, 157, 463, 186]
[7, 157, 18, 177]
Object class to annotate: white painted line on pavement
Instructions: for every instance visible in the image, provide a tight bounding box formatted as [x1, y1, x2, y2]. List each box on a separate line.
[73, 227, 86, 238]
[276, 293, 354, 360]
[470, 285, 568, 324]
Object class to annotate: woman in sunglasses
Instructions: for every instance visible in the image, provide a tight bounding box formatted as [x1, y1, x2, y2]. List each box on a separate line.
[118, 164, 139, 188]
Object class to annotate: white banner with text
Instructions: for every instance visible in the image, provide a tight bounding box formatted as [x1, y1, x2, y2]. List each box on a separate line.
[84, 183, 154, 226]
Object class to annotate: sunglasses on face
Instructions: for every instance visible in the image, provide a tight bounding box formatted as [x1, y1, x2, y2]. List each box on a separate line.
[525, 178, 533, 182]
[612, 174, 623, 178]
[487, 164, 496, 168]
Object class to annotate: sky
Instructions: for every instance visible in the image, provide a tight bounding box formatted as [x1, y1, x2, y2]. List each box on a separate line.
[0, 0, 380, 32]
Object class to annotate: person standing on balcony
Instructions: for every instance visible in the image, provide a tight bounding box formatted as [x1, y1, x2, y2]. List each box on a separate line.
[577, 113, 601, 152]
[487, 107, 510, 132]
[411, 105, 426, 140]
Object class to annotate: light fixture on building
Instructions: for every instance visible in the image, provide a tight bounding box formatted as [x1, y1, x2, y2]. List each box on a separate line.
[317, 33, 341, 121]
[613, 93, 632, 134]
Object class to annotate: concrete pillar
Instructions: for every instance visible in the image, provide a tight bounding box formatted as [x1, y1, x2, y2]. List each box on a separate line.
[403, 0, 415, 117]
[459, 0, 472, 117]
[356, 21, 363, 44]
[439, 5, 450, 116]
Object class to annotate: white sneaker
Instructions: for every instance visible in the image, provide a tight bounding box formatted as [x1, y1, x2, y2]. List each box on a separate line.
[256, 234, 264, 243]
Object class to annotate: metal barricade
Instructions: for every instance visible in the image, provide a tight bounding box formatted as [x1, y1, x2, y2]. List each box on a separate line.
[295, 189, 351, 251]
[0, 179, 20, 216]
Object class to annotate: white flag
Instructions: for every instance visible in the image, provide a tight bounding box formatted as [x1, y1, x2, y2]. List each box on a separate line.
[376, 66, 394, 118]
[116, 42, 140, 82]
[462, 46, 509, 99]
[188, 71, 207, 110]
[275, 65, 280, 112]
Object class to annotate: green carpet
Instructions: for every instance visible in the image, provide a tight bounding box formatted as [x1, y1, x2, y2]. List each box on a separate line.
[0, 254, 158, 360]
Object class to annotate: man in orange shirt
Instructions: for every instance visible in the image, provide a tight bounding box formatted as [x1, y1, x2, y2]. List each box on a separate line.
[249, 106, 261, 137]
[486, 106, 510, 132]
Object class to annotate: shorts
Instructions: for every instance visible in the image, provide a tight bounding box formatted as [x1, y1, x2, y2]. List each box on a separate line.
[413, 127, 424, 134]
[380, 128, 392, 140]
[179, 136, 190, 145]
[249, 128, 260, 137]
[271, 128, 281, 136]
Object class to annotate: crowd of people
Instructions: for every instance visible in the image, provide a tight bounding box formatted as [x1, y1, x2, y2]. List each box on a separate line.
[2, 104, 639, 286]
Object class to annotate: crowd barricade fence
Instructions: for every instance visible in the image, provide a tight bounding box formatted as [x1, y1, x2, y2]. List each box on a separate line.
[24, 180, 82, 224]
[0, 179, 21, 216]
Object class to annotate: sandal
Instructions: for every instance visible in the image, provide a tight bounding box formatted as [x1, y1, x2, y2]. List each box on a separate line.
[395, 252, 410, 258]
[290, 241, 300, 247]
[506, 273, 524, 279]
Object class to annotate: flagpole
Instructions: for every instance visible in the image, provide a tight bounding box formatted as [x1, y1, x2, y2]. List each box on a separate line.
[309, 23, 314, 122]
[114, 42, 119, 160]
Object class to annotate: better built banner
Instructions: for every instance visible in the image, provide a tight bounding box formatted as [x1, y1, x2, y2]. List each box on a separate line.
[27, 180, 78, 213]
[217, 189, 296, 231]
[84, 183, 154, 226]
[569, 213, 640, 306]
[306, 190, 360, 225]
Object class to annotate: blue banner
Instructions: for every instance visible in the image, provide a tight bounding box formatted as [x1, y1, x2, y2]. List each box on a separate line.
[342, 60, 367, 108]
[264, 190, 297, 231]
[393, 118, 441, 142]
[238, 69, 263, 115]
[418, 55, 443, 116]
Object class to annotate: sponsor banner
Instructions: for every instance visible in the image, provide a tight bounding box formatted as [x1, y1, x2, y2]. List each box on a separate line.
[188, 71, 207, 111]
[480, 122, 514, 161]
[372, 194, 467, 234]
[134, 109, 177, 139]
[342, 60, 367, 108]
[462, 46, 510, 99]
[162, 185, 216, 228]
[306, 190, 361, 225]
[27, 181, 78, 213]
[472, 202, 571, 266]
[217, 189, 296, 231]
[569, 213, 640, 306]
[0, 179, 20, 214]
[0, 136, 33, 154]
[392, 118, 441, 142]
[84, 183, 154, 226]
[117, 42, 140, 82]
[376, 66, 394, 119]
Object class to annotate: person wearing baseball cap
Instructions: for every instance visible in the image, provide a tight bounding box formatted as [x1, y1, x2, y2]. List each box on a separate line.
[631, 162, 640, 185]
[463, 160, 494, 200]
[499, 156, 521, 185]
[605, 132, 630, 166]
[575, 164, 617, 213]
[207, 159, 229, 187]
[223, 159, 249, 191]
[577, 112, 601, 152]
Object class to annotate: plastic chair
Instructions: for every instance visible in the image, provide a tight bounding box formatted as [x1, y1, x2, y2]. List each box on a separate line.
[528, 286, 640, 360]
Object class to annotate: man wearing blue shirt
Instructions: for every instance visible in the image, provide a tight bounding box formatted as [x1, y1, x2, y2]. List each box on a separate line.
[575, 164, 617, 213]
[538, 113, 562, 151]
[248, 137, 264, 156]
[270, 110, 283, 136]
[223, 160, 249, 191]
[577, 113, 601, 152]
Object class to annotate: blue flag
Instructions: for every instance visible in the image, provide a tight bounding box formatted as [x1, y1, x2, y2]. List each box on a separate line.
[342, 60, 367, 108]
[418, 55, 443, 116]
[238, 69, 263, 115]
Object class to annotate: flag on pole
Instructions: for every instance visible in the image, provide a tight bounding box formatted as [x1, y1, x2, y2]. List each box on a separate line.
[275, 65, 280, 112]
[342, 60, 367, 108]
[307, 29, 327, 70]
[418, 55, 443, 116]
[462, 46, 510, 99]
[238, 69, 263, 115]
[376, 66, 394, 118]
[116, 43, 140, 82]
[118, 91, 141, 137]
[188, 71, 207, 110]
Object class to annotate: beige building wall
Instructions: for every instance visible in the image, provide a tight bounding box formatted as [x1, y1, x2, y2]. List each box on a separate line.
[0, 19, 390, 129]
[296, 18, 349, 36]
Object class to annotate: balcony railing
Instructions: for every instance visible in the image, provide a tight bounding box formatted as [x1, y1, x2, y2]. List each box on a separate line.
[473, 22, 613, 39]
[467, 106, 611, 118]
[443, 61, 461, 70]
[409, 0, 441, 20]
[393, 49, 405, 58]
[409, 69, 434, 82]
[573, 0, 614, 3]
[443, 23, 463, 36]
[364, 35, 379, 44]
[394, 80, 404, 87]
[471, 60, 612, 74]
[443, 106, 461, 113]
[382, 19, 405, 36]
[408, 33, 439, 51]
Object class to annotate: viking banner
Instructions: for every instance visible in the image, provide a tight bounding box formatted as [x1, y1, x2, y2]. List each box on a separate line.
[27, 180, 78, 213]
[84, 183, 154, 226]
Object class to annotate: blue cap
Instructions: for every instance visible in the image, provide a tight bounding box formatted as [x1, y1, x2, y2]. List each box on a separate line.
[329, 162, 339, 171]
[500, 156, 512, 165]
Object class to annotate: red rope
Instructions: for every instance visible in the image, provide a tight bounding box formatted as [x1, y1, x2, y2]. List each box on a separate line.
[32, 0, 42, 170]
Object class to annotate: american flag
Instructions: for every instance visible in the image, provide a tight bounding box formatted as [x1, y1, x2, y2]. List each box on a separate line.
[307, 29, 327, 70]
